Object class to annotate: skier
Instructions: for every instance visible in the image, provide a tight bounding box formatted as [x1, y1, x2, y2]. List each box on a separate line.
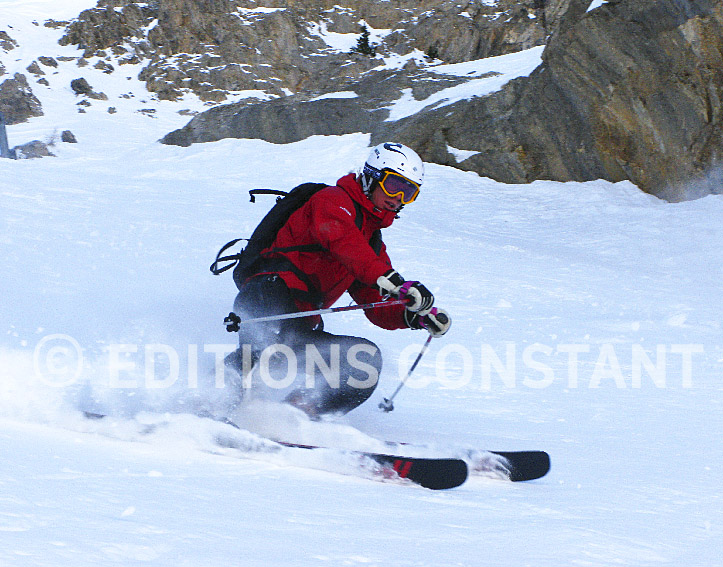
[226, 143, 451, 418]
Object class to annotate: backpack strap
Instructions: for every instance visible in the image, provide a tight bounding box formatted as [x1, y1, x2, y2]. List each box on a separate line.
[369, 229, 383, 255]
[353, 200, 364, 230]
[210, 238, 246, 275]
[351, 200, 383, 254]
[250, 256, 325, 307]
[267, 243, 326, 254]
[248, 189, 288, 203]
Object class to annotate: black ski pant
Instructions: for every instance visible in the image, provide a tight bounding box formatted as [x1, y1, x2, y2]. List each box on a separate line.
[227, 274, 382, 416]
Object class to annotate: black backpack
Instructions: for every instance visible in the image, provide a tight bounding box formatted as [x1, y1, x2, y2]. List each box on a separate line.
[210, 182, 382, 293]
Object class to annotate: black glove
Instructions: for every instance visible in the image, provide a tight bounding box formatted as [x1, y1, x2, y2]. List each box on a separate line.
[376, 269, 405, 295]
[405, 307, 452, 337]
[376, 269, 434, 315]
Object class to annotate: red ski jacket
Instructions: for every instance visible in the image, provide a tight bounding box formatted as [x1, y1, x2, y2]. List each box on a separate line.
[259, 173, 407, 330]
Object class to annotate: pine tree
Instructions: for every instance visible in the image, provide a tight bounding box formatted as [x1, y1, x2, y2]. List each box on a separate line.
[352, 26, 376, 56]
[426, 44, 440, 61]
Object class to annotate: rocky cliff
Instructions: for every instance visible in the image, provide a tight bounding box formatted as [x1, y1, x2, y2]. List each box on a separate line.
[386, 0, 723, 201]
[153, 0, 723, 201]
[59, 0, 549, 102]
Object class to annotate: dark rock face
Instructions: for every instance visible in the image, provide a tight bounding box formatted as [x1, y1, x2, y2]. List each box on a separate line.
[0, 74, 43, 125]
[162, 95, 385, 146]
[396, 0, 723, 201]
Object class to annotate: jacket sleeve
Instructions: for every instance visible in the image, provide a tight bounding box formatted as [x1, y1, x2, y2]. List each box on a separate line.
[347, 241, 407, 330]
[308, 190, 393, 286]
[348, 279, 408, 330]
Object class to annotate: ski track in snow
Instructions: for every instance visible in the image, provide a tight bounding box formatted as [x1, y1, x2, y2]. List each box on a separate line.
[1, 3, 722, 566]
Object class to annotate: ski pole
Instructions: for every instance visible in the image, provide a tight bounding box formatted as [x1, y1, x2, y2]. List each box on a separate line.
[378, 333, 434, 413]
[224, 298, 408, 331]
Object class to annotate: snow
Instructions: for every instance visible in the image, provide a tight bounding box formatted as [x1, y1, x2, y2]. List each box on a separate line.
[587, 0, 610, 13]
[385, 46, 544, 121]
[446, 144, 479, 163]
[308, 20, 390, 54]
[237, 7, 287, 15]
[309, 91, 358, 101]
[2, 4, 723, 567]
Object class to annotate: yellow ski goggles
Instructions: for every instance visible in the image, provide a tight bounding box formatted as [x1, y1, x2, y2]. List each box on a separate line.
[377, 170, 421, 204]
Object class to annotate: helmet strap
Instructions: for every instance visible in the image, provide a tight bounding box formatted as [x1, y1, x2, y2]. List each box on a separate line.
[360, 172, 376, 197]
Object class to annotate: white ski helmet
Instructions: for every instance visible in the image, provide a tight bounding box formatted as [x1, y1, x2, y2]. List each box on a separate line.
[362, 143, 425, 193]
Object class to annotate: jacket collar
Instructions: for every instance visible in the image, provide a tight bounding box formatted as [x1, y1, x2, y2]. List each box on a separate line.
[336, 173, 397, 228]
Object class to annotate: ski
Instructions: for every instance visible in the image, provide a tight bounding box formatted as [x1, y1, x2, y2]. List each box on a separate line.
[82, 411, 548, 485]
[277, 441, 468, 490]
[279, 442, 548, 484]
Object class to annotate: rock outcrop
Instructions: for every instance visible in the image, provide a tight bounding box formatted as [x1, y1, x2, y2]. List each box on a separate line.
[12, 139, 55, 159]
[59, 0, 549, 101]
[70, 77, 108, 100]
[0, 30, 17, 53]
[0, 73, 43, 125]
[162, 94, 385, 146]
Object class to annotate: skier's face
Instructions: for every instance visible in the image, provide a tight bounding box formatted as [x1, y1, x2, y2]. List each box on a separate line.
[370, 184, 403, 212]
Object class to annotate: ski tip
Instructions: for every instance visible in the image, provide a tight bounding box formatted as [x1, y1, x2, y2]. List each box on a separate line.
[495, 450, 551, 482]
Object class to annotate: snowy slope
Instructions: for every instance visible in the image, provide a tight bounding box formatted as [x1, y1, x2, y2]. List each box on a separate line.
[2, 3, 723, 566]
